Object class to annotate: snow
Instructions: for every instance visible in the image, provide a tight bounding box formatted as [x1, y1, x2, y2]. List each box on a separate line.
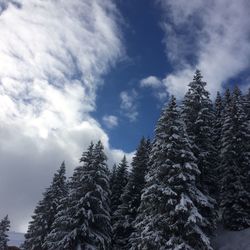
[212, 225, 250, 250]
[8, 231, 25, 247]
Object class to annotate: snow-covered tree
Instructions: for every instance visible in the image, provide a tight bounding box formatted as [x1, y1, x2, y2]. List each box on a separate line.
[112, 138, 151, 249]
[220, 86, 250, 230]
[46, 143, 96, 250]
[46, 141, 111, 250]
[0, 215, 10, 250]
[110, 156, 129, 215]
[213, 92, 224, 194]
[110, 164, 117, 194]
[182, 70, 217, 233]
[243, 88, 250, 120]
[23, 162, 68, 250]
[214, 92, 224, 150]
[130, 96, 213, 250]
[182, 70, 216, 195]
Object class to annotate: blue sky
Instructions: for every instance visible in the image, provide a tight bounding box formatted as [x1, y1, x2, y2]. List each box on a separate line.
[94, 0, 250, 151]
[94, 0, 169, 151]
[0, 0, 250, 232]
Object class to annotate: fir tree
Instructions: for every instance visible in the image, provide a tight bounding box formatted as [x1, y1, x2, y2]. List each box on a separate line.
[214, 91, 224, 150]
[46, 141, 111, 249]
[220, 86, 250, 230]
[130, 96, 213, 250]
[182, 70, 217, 233]
[112, 138, 151, 249]
[243, 88, 250, 120]
[182, 70, 216, 195]
[22, 162, 68, 250]
[110, 156, 129, 214]
[0, 215, 10, 250]
[110, 164, 117, 194]
[213, 92, 224, 193]
[46, 143, 96, 250]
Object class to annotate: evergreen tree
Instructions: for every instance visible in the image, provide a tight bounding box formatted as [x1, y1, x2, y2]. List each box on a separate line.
[112, 138, 151, 249]
[243, 88, 250, 120]
[220, 86, 250, 230]
[213, 92, 224, 192]
[182, 70, 217, 233]
[110, 156, 129, 214]
[0, 215, 10, 250]
[46, 143, 96, 250]
[22, 162, 68, 250]
[182, 70, 216, 195]
[130, 96, 213, 250]
[214, 91, 224, 150]
[110, 164, 117, 199]
[46, 141, 111, 249]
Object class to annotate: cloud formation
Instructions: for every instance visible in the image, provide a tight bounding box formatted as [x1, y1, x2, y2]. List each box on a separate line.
[120, 90, 138, 122]
[140, 76, 162, 88]
[0, 0, 129, 232]
[140, 76, 168, 101]
[102, 115, 119, 129]
[159, 0, 250, 98]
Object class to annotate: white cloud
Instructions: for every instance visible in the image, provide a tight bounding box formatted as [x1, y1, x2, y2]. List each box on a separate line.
[102, 115, 118, 129]
[160, 0, 250, 98]
[120, 90, 138, 122]
[140, 76, 162, 88]
[0, 0, 131, 232]
[140, 76, 168, 101]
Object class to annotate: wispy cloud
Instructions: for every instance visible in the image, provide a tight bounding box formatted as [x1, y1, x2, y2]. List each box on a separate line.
[140, 76, 162, 88]
[140, 76, 168, 101]
[159, 0, 250, 98]
[120, 90, 138, 122]
[102, 115, 119, 129]
[0, 0, 129, 232]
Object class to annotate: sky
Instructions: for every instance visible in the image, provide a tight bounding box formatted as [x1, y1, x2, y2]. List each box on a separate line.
[0, 0, 250, 232]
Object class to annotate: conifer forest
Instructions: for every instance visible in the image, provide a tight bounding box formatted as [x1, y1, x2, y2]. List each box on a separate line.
[2, 70, 250, 250]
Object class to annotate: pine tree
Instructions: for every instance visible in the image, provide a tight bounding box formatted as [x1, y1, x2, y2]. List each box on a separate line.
[182, 70, 217, 233]
[46, 141, 111, 249]
[130, 96, 213, 250]
[182, 70, 216, 195]
[220, 86, 250, 230]
[46, 143, 96, 250]
[110, 164, 117, 194]
[0, 215, 10, 250]
[110, 156, 129, 215]
[213, 92, 224, 192]
[22, 162, 68, 250]
[112, 138, 151, 249]
[243, 88, 250, 120]
[214, 92, 224, 150]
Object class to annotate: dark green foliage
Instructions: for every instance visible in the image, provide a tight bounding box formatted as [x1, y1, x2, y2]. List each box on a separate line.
[182, 70, 216, 195]
[243, 88, 250, 120]
[46, 141, 111, 250]
[213, 92, 224, 195]
[110, 156, 129, 215]
[22, 162, 67, 250]
[0, 215, 10, 250]
[130, 96, 213, 250]
[182, 70, 217, 234]
[220, 87, 250, 230]
[112, 138, 151, 249]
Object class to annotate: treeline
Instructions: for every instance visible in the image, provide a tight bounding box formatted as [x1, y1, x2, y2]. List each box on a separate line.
[0, 215, 10, 249]
[21, 70, 250, 250]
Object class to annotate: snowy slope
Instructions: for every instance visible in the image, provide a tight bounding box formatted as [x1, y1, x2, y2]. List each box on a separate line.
[8, 232, 25, 247]
[6, 227, 250, 249]
[212, 226, 250, 250]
